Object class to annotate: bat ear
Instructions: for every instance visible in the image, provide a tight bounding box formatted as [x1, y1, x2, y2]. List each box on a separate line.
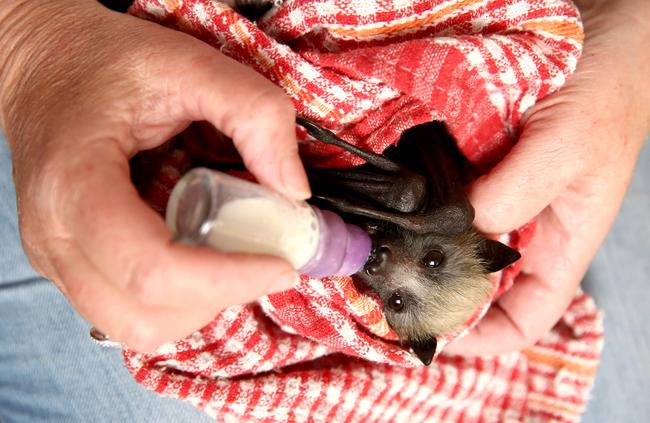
[410, 337, 437, 366]
[477, 238, 521, 273]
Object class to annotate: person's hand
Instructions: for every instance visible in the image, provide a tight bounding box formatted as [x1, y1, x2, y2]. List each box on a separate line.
[0, 0, 310, 352]
[446, 0, 650, 355]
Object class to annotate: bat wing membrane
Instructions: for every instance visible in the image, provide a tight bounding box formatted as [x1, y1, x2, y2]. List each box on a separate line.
[299, 118, 475, 235]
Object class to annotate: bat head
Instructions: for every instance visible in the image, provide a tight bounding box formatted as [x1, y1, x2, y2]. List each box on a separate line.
[356, 223, 520, 365]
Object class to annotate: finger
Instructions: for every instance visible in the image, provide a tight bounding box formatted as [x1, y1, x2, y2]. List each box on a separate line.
[174, 47, 310, 200]
[49, 238, 233, 352]
[444, 272, 576, 355]
[469, 104, 587, 234]
[446, 207, 590, 355]
[63, 141, 299, 311]
[448, 161, 632, 355]
[445, 213, 586, 356]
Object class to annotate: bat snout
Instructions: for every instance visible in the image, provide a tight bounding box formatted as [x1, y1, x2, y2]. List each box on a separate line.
[364, 245, 391, 276]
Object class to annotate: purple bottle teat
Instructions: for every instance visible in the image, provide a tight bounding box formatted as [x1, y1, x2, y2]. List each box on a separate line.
[298, 207, 372, 279]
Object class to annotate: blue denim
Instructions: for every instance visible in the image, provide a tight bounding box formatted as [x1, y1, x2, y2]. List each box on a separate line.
[1, 131, 648, 422]
[581, 141, 650, 422]
[0, 134, 213, 423]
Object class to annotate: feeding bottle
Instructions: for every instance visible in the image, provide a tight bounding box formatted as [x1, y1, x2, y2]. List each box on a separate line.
[166, 168, 372, 278]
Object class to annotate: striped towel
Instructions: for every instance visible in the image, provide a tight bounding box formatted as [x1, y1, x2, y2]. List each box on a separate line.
[125, 1, 603, 421]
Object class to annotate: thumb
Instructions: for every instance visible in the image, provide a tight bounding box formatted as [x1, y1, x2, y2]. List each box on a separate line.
[175, 46, 310, 200]
[469, 104, 587, 234]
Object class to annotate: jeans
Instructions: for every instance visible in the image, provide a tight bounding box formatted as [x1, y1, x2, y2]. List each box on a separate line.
[0, 134, 213, 423]
[1, 132, 648, 422]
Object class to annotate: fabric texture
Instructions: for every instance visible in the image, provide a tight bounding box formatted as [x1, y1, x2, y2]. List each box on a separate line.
[124, 0, 603, 421]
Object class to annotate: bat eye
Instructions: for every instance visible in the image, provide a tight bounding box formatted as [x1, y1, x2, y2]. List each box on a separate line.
[387, 292, 405, 312]
[422, 249, 444, 268]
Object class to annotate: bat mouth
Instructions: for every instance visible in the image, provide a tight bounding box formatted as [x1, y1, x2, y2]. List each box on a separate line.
[363, 244, 390, 276]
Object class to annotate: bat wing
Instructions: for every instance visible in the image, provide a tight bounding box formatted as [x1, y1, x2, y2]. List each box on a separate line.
[298, 118, 475, 235]
[393, 122, 475, 235]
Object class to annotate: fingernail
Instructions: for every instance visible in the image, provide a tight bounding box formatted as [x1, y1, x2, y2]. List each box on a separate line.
[281, 153, 311, 200]
[90, 327, 110, 342]
[89, 327, 122, 348]
[273, 271, 301, 292]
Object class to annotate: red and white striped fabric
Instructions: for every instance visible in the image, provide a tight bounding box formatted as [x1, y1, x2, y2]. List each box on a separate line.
[125, 1, 603, 421]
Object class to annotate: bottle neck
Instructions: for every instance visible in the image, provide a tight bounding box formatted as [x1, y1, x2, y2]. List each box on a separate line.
[298, 206, 372, 279]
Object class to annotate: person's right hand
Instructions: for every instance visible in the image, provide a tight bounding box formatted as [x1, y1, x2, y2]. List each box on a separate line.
[0, 0, 310, 352]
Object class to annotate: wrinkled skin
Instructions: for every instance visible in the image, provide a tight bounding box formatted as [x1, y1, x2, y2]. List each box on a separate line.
[447, 0, 650, 355]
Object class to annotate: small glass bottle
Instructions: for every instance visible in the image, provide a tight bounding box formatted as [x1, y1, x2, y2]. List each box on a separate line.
[166, 168, 372, 278]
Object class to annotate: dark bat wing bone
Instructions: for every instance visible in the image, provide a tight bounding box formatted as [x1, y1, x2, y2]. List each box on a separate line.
[297, 117, 403, 173]
[398, 123, 475, 235]
[297, 118, 474, 235]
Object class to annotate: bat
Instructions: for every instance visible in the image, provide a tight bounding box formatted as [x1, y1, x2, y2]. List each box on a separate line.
[297, 118, 521, 365]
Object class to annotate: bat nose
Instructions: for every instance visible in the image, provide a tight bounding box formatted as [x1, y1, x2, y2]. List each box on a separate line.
[365, 245, 391, 275]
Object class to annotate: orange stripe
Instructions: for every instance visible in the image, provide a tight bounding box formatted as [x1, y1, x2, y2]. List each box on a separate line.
[279, 74, 302, 97]
[236, 23, 337, 118]
[246, 48, 342, 119]
[229, 9, 347, 121]
[234, 22, 258, 62]
[161, 0, 180, 12]
[521, 20, 584, 43]
[327, 0, 483, 38]
[528, 398, 582, 417]
[524, 349, 597, 377]
[342, 279, 392, 334]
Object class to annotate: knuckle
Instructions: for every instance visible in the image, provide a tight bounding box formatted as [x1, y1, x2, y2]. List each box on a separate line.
[65, 275, 91, 301]
[28, 157, 67, 208]
[124, 257, 166, 307]
[21, 150, 88, 238]
[232, 88, 297, 171]
[480, 204, 508, 231]
[241, 144, 276, 173]
[120, 319, 165, 353]
[475, 199, 518, 234]
[514, 312, 557, 350]
[517, 328, 540, 349]
[227, 88, 295, 160]
[247, 86, 294, 119]
[518, 328, 545, 350]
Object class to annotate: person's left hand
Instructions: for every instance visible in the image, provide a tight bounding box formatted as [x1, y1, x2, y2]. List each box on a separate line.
[446, 0, 649, 355]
